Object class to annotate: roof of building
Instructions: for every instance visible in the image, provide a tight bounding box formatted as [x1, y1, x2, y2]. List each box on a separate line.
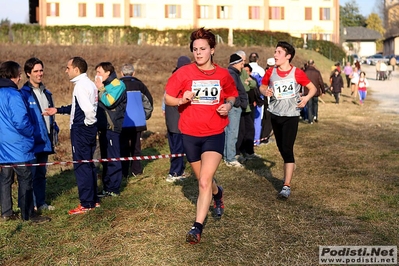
[342, 26, 382, 41]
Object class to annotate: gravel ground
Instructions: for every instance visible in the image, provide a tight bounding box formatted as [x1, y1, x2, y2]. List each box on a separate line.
[361, 64, 399, 114]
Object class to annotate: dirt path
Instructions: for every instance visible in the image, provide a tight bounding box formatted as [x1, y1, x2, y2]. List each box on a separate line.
[360, 64, 399, 114]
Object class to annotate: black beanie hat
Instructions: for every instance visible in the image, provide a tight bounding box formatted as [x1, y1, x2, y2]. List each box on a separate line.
[177, 56, 191, 68]
[229, 53, 243, 65]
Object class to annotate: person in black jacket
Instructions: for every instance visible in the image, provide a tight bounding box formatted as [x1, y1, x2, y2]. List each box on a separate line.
[119, 64, 153, 177]
[330, 69, 343, 104]
[304, 59, 325, 123]
[163, 56, 191, 182]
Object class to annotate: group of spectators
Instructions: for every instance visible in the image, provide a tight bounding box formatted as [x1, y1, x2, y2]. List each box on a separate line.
[0, 60, 54, 223]
[0, 57, 153, 221]
[1, 28, 328, 245]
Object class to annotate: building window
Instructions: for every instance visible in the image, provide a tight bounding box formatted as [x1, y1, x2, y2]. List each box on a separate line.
[321, 34, 331, 41]
[78, 3, 86, 17]
[198, 5, 211, 19]
[319, 7, 330, 20]
[130, 4, 142, 17]
[249, 6, 261, 19]
[303, 33, 316, 41]
[113, 4, 121, 17]
[269, 7, 284, 20]
[217, 6, 231, 19]
[305, 7, 312, 20]
[46, 3, 59, 17]
[96, 3, 104, 17]
[165, 5, 181, 18]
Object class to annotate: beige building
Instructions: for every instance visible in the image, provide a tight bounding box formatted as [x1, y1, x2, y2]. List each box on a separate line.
[31, 0, 340, 43]
[384, 0, 399, 55]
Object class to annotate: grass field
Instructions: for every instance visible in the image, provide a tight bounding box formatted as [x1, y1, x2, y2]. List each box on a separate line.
[0, 44, 398, 265]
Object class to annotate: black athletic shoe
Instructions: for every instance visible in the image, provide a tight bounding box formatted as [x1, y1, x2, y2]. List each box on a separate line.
[213, 186, 224, 219]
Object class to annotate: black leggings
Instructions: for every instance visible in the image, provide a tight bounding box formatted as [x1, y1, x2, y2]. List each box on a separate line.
[270, 113, 299, 163]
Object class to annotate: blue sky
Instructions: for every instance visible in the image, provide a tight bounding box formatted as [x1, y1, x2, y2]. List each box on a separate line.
[0, 0, 376, 24]
[0, 0, 29, 23]
[340, 0, 376, 17]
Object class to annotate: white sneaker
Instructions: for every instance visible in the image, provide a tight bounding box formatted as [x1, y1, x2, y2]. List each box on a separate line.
[166, 173, 184, 182]
[38, 203, 55, 211]
[225, 160, 244, 168]
[245, 153, 262, 159]
[278, 186, 291, 199]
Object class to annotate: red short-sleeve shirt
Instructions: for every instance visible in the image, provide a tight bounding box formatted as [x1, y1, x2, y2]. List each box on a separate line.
[165, 63, 238, 137]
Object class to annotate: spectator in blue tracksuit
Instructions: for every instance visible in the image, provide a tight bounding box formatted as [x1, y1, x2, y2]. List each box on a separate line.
[44, 57, 98, 215]
[119, 63, 153, 177]
[0, 61, 50, 223]
[94, 62, 127, 197]
[20, 57, 58, 211]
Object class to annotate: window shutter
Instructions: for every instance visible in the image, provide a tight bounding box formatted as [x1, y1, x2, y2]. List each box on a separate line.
[178, 5, 181, 18]
[56, 3, 59, 16]
[46, 3, 51, 16]
[165, 5, 168, 18]
[281, 7, 284, 20]
[197, 5, 200, 18]
[305, 7, 311, 20]
[269, 7, 272, 19]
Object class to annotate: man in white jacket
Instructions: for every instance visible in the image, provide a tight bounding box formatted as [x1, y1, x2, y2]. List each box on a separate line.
[45, 57, 98, 215]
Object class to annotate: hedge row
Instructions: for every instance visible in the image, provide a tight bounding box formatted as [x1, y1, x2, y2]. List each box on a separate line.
[0, 24, 345, 62]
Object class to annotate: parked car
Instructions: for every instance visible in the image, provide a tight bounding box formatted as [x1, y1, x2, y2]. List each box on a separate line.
[365, 54, 389, 65]
[352, 54, 360, 62]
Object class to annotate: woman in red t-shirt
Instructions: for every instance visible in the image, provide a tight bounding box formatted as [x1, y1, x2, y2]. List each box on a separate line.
[164, 28, 238, 244]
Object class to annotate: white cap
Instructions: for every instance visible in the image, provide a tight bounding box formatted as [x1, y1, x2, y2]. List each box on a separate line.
[267, 58, 275, 66]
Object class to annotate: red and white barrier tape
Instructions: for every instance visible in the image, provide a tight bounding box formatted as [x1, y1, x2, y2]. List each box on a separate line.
[0, 153, 186, 168]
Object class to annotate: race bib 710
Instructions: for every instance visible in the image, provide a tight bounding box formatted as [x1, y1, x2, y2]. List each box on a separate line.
[191, 80, 221, 105]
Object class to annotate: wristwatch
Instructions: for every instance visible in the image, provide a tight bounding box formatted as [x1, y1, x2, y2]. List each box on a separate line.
[227, 100, 234, 108]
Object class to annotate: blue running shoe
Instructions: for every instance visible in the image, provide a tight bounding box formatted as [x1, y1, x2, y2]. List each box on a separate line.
[186, 226, 201, 244]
